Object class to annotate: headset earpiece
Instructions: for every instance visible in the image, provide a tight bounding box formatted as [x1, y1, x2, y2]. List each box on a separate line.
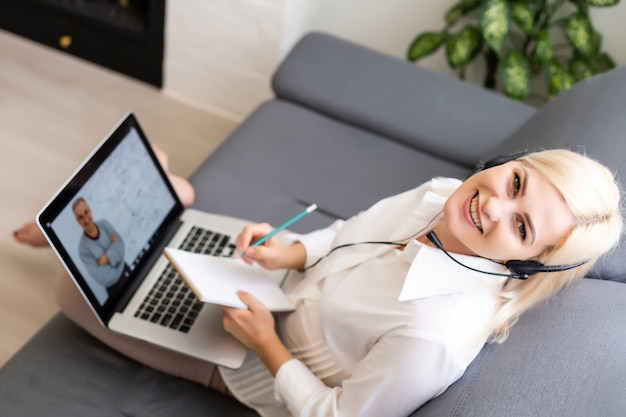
[467, 151, 530, 178]
[504, 259, 589, 280]
[427, 230, 588, 280]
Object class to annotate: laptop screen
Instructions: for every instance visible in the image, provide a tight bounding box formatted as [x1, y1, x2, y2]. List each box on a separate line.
[38, 113, 183, 320]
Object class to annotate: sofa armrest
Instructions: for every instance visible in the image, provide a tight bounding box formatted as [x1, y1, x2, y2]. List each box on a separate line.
[272, 32, 536, 167]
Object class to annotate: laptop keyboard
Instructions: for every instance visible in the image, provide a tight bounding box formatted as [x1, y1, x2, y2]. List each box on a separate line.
[133, 227, 237, 333]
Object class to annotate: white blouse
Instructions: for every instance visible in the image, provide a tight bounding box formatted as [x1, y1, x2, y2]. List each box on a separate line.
[220, 178, 509, 417]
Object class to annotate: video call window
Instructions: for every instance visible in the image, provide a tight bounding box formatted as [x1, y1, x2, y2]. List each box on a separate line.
[49, 127, 175, 305]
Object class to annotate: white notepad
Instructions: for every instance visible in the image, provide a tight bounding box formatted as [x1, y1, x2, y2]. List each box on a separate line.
[163, 248, 295, 311]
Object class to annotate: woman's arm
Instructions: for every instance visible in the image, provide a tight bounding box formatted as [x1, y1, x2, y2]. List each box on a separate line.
[236, 217, 349, 271]
[236, 222, 308, 270]
[100, 220, 125, 267]
[275, 332, 460, 417]
[224, 292, 460, 417]
[222, 291, 294, 375]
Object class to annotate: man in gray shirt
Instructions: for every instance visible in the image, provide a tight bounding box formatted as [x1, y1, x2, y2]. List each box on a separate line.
[73, 198, 127, 296]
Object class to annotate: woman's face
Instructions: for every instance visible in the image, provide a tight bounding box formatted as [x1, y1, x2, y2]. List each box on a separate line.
[437, 161, 574, 261]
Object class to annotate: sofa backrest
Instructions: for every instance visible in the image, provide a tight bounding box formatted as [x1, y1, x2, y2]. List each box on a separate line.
[491, 65, 626, 283]
[273, 32, 536, 168]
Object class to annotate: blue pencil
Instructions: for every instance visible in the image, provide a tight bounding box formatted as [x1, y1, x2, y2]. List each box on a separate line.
[240, 204, 317, 256]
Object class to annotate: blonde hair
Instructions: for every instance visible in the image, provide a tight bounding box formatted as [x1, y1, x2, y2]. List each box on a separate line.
[489, 149, 623, 343]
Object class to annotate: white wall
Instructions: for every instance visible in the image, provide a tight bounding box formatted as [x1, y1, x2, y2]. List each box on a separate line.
[163, 0, 284, 121]
[163, 0, 626, 121]
[590, 5, 626, 67]
[281, 0, 457, 77]
[282, 0, 626, 70]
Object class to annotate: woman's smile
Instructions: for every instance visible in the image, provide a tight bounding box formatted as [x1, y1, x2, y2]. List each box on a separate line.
[466, 192, 483, 232]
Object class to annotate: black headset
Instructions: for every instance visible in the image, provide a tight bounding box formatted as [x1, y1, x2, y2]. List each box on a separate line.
[466, 151, 529, 179]
[450, 151, 588, 279]
[426, 230, 587, 280]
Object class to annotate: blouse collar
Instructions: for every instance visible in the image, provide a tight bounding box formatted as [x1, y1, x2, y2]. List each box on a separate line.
[397, 239, 508, 301]
[395, 177, 508, 300]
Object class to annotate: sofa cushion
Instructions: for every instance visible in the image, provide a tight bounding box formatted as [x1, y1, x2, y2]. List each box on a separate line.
[490, 65, 626, 283]
[190, 99, 470, 232]
[412, 278, 626, 417]
[0, 314, 258, 417]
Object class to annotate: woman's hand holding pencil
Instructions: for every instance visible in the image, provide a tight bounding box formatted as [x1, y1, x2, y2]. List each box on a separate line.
[236, 204, 316, 270]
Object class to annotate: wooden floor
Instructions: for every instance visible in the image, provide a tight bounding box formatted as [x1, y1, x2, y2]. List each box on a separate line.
[0, 29, 240, 366]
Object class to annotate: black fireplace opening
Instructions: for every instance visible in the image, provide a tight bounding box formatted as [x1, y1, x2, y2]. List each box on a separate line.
[0, 0, 166, 87]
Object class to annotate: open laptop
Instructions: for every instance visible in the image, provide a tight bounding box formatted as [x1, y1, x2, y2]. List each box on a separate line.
[38, 112, 275, 369]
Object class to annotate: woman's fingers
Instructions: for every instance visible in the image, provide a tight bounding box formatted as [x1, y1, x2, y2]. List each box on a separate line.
[222, 291, 274, 351]
[236, 223, 273, 253]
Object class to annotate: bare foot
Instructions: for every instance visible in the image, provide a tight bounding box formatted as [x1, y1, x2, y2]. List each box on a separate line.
[13, 221, 49, 247]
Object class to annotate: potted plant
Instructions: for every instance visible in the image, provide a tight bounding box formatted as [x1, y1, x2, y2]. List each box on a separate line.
[407, 0, 619, 103]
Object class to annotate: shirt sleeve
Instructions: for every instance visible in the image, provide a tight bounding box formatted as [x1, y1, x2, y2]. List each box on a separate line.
[78, 238, 116, 287]
[100, 220, 125, 267]
[273, 332, 463, 417]
[296, 218, 346, 268]
[78, 238, 104, 284]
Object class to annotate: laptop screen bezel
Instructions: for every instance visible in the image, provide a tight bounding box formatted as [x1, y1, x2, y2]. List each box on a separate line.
[37, 113, 185, 324]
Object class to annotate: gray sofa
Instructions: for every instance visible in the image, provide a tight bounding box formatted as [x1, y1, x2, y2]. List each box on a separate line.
[1, 32, 625, 417]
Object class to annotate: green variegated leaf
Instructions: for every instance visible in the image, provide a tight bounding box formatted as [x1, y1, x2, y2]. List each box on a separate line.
[446, 0, 483, 25]
[446, 26, 482, 68]
[408, 0, 618, 101]
[462, 0, 483, 7]
[407, 32, 447, 61]
[480, 0, 510, 53]
[591, 31, 602, 54]
[511, 2, 534, 33]
[590, 52, 616, 74]
[569, 59, 594, 81]
[460, 0, 483, 11]
[564, 14, 596, 57]
[586, 0, 620, 6]
[502, 50, 531, 99]
[446, 5, 466, 25]
[534, 30, 554, 64]
[546, 60, 575, 96]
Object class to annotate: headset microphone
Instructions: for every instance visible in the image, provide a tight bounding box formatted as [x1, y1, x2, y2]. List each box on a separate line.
[426, 231, 587, 280]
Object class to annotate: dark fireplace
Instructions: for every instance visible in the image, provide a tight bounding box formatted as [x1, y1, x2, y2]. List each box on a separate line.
[0, 0, 165, 87]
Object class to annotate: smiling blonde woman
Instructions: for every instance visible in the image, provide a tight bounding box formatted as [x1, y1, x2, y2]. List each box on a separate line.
[41, 148, 623, 417]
